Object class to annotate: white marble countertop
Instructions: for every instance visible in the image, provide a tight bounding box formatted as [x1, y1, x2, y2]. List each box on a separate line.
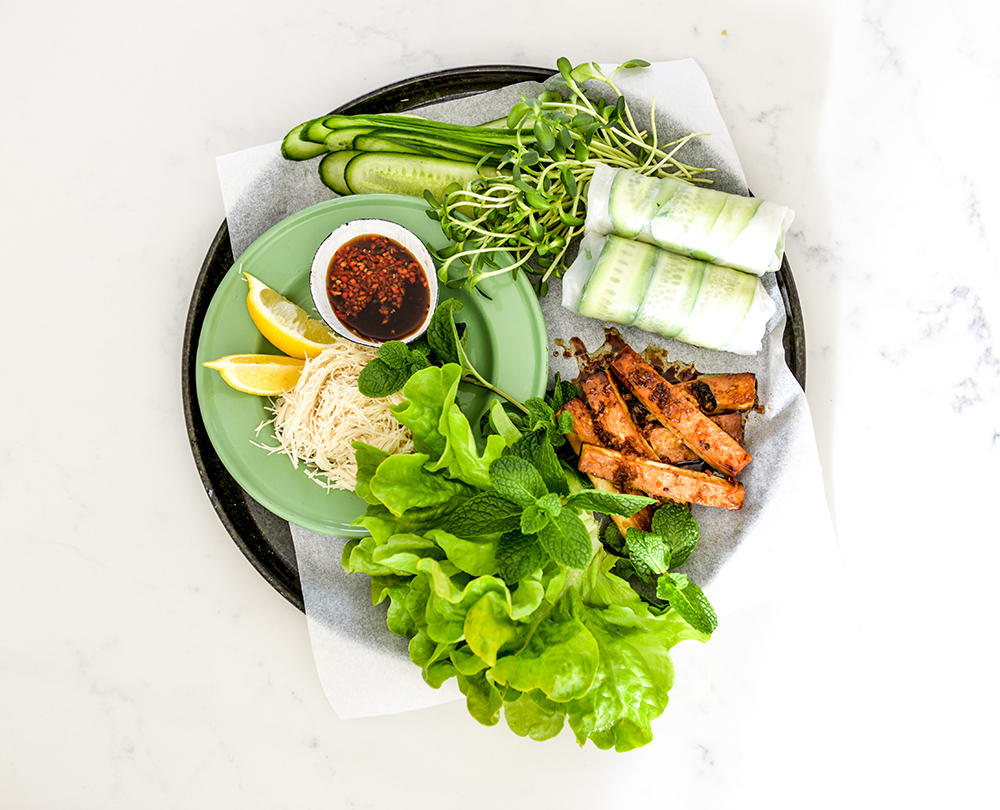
[3, 1, 997, 806]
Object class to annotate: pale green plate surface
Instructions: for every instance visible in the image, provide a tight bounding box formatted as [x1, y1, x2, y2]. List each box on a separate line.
[195, 194, 548, 537]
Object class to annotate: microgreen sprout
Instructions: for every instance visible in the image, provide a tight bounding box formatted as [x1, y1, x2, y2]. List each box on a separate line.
[423, 58, 713, 290]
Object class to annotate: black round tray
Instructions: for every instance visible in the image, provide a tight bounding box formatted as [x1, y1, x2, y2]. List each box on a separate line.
[181, 65, 806, 613]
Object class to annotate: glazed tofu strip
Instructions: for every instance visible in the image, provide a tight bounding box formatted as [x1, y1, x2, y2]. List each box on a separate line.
[558, 398, 653, 534]
[580, 371, 658, 459]
[610, 346, 752, 477]
[578, 444, 745, 511]
[644, 412, 745, 464]
[674, 373, 757, 414]
[559, 397, 604, 451]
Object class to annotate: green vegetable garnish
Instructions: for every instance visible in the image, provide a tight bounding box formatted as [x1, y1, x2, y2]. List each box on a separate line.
[344, 358, 720, 750]
[358, 298, 531, 414]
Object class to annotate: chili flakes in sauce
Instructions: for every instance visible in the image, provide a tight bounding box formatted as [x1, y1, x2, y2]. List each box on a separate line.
[326, 233, 430, 342]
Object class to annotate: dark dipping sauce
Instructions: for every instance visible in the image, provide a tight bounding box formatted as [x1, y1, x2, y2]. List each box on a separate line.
[326, 233, 431, 342]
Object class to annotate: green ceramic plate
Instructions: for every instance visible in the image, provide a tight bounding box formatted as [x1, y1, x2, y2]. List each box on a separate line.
[195, 194, 549, 537]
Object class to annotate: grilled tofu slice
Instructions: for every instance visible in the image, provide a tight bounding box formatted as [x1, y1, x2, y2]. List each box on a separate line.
[581, 370, 657, 459]
[610, 346, 752, 477]
[644, 412, 745, 464]
[558, 398, 654, 534]
[674, 373, 757, 414]
[559, 397, 603, 451]
[578, 444, 745, 511]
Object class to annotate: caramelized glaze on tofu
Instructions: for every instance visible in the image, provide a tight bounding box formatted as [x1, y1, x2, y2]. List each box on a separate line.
[674, 373, 757, 414]
[578, 444, 745, 511]
[610, 346, 752, 477]
[581, 370, 657, 459]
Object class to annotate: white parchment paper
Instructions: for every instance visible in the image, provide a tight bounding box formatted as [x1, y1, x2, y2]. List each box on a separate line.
[216, 59, 842, 719]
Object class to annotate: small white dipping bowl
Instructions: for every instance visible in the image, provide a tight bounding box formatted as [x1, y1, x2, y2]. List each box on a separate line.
[309, 218, 438, 348]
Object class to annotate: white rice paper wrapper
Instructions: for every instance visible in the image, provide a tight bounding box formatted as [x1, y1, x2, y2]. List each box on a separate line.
[585, 162, 795, 275]
[215, 59, 842, 720]
[562, 230, 776, 355]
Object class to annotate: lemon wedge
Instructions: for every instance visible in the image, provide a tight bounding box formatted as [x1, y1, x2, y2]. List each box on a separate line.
[244, 271, 337, 359]
[203, 354, 306, 396]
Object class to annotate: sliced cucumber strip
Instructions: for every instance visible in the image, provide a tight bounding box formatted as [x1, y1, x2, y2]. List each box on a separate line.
[352, 135, 424, 155]
[704, 194, 763, 254]
[318, 150, 361, 195]
[576, 235, 656, 324]
[324, 126, 374, 152]
[648, 183, 728, 257]
[304, 119, 336, 144]
[607, 170, 661, 238]
[632, 250, 707, 338]
[343, 153, 492, 200]
[321, 113, 523, 146]
[355, 129, 498, 163]
[675, 265, 759, 349]
[280, 122, 328, 160]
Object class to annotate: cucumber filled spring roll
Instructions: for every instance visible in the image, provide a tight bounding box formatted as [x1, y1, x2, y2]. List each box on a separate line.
[562, 232, 776, 355]
[585, 163, 794, 276]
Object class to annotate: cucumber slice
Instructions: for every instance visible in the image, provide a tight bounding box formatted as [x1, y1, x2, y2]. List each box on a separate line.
[318, 150, 361, 195]
[324, 126, 374, 152]
[352, 135, 424, 155]
[607, 170, 661, 238]
[704, 195, 763, 253]
[576, 235, 657, 324]
[280, 122, 328, 160]
[322, 113, 522, 146]
[632, 251, 707, 338]
[342, 153, 492, 200]
[675, 265, 759, 350]
[648, 183, 728, 257]
[355, 129, 497, 162]
[304, 119, 336, 144]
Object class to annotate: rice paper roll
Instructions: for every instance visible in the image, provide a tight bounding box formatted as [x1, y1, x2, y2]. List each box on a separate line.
[585, 163, 794, 276]
[562, 232, 775, 355]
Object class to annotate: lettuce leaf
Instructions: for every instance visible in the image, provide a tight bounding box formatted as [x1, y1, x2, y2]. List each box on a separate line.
[345, 363, 712, 751]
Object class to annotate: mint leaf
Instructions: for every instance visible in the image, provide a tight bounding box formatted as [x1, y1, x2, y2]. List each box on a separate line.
[565, 489, 655, 517]
[519, 503, 551, 535]
[536, 493, 562, 520]
[536, 509, 592, 569]
[495, 530, 548, 583]
[377, 340, 413, 369]
[650, 504, 699, 568]
[656, 573, 717, 636]
[601, 520, 626, 554]
[508, 430, 568, 496]
[358, 339, 435, 398]
[555, 408, 575, 440]
[357, 357, 411, 397]
[446, 491, 522, 536]
[525, 397, 555, 430]
[546, 374, 580, 413]
[490, 455, 548, 508]
[523, 396, 570, 448]
[624, 528, 670, 582]
[426, 298, 465, 366]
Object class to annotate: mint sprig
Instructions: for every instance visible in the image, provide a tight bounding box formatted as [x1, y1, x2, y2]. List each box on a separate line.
[656, 574, 717, 636]
[356, 338, 433, 398]
[617, 503, 717, 635]
[443, 430, 656, 581]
